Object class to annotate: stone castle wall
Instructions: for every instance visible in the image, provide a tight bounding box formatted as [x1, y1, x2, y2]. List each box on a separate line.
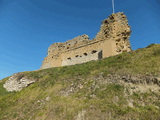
[41, 12, 131, 69]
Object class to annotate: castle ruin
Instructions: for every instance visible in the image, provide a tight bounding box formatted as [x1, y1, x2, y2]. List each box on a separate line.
[41, 12, 131, 69]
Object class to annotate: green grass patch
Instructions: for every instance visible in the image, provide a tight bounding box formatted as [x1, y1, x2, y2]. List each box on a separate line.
[0, 44, 160, 119]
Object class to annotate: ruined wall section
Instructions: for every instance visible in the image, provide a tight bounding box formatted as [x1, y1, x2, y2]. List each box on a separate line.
[47, 34, 90, 56]
[41, 35, 90, 69]
[41, 12, 131, 69]
[94, 12, 131, 54]
[62, 50, 102, 66]
[61, 40, 104, 66]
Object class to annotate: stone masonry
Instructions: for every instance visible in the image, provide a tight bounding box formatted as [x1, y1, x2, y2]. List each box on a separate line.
[41, 12, 131, 69]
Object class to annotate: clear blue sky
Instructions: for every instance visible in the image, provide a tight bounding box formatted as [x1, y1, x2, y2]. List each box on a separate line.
[0, 0, 160, 80]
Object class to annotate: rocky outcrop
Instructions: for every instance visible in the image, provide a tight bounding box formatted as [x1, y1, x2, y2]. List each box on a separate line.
[3, 73, 35, 92]
[95, 74, 160, 86]
[61, 74, 160, 97]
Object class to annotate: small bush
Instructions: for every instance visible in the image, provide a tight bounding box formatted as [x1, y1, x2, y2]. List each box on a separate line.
[153, 49, 160, 56]
[146, 44, 155, 48]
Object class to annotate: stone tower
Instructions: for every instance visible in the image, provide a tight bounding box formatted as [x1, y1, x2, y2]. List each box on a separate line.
[41, 12, 131, 69]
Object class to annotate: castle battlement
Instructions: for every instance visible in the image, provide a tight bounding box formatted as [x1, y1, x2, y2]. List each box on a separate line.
[41, 12, 131, 69]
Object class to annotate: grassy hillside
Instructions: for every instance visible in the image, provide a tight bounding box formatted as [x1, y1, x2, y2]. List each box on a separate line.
[0, 44, 160, 120]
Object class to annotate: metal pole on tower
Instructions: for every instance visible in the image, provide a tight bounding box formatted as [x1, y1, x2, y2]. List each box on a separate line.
[112, 0, 115, 13]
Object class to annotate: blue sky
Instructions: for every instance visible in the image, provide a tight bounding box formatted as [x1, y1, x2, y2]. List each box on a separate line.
[0, 0, 160, 80]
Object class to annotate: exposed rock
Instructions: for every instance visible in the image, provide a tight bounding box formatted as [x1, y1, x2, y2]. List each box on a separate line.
[3, 73, 35, 92]
[75, 110, 86, 120]
[120, 75, 160, 86]
[61, 73, 160, 97]
[45, 96, 51, 101]
[92, 73, 160, 87]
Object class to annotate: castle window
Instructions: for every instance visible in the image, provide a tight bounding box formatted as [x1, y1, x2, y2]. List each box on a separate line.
[67, 47, 69, 49]
[67, 57, 71, 60]
[75, 55, 79, 57]
[84, 53, 88, 56]
[91, 50, 97, 54]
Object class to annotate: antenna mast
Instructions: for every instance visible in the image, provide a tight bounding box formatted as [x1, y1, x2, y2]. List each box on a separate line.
[112, 0, 115, 13]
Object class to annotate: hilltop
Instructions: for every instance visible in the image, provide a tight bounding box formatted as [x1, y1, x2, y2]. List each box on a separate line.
[0, 44, 160, 120]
